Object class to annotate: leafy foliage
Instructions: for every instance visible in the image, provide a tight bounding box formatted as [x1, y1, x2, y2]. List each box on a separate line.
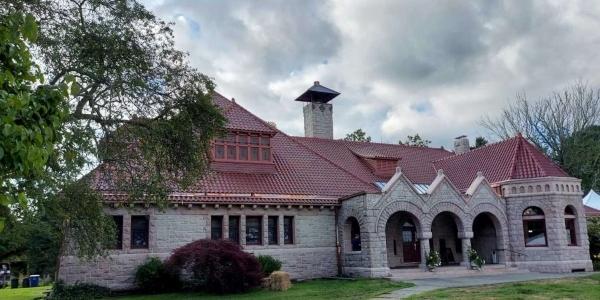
[134, 257, 179, 293]
[0, 12, 69, 230]
[48, 281, 111, 300]
[257, 255, 282, 276]
[467, 248, 485, 269]
[425, 251, 441, 270]
[344, 129, 371, 142]
[166, 239, 263, 294]
[563, 126, 600, 193]
[401, 134, 431, 147]
[588, 217, 600, 270]
[473, 136, 488, 149]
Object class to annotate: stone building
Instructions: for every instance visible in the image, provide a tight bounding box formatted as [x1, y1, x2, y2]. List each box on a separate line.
[59, 82, 592, 290]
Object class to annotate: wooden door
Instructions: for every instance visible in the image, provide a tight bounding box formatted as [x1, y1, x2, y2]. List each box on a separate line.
[401, 221, 420, 263]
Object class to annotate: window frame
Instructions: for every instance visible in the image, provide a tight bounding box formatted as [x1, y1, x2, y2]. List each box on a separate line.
[350, 218, 361, 251]
[268, 216, 279, 245]
[111, 215, 123, 250]
[245, 216, 263, 245]
[213, 131, 273, 163]
[283, 216, 295, 245]
[130, 215, 150, 249]
[565, 206, 577, 246]
[228, 215, 241, 244]
[522, 207, 547, 247]
[211, 215, 224, 240]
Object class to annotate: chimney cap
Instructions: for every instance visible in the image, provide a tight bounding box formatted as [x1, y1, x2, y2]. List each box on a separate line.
[455, 135, 467, 139]
[295, 81, 340, 103]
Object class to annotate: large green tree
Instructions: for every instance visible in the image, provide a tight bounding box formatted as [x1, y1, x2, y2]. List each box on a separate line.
[0, 0, 226, 277]
[401, 134, 431, 147]
[563, 125, 600, 193]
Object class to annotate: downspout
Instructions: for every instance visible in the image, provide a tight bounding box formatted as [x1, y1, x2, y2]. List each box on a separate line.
[334, 206, 343, 276]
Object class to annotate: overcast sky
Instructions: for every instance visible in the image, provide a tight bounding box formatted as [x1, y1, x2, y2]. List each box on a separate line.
[142, 0, 600, 148]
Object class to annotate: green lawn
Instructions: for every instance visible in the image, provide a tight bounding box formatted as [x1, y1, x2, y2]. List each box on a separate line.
[110, 279, 412, 300]
[408, 273, 600, 299]
[0, 286, 50, 300]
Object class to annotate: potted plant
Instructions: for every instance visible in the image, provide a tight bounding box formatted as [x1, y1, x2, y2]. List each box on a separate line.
[425, 251, 441, 271]
[467, 248, 485, 270]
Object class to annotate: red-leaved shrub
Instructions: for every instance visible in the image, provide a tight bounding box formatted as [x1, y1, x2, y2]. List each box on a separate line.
[165, 239, 263, 294]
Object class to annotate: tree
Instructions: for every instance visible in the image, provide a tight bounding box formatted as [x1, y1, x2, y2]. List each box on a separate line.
[344, 129, 371, 142]
[473, 136, 488, 149]
[0, 12, 68, 231]
[481, 82, 600, 165]
[401, 134, 431, 147]
[563, 126, 600, 193]
[0, 0, 226, 278]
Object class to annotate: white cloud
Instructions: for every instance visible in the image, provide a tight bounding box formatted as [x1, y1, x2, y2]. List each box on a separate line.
[142, 0, 600, 147]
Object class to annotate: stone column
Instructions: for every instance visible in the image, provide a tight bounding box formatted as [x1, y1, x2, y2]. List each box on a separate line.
[419, 231, 432, 269]
[223, 214, 229, 240]
[458, 231, 474, 267]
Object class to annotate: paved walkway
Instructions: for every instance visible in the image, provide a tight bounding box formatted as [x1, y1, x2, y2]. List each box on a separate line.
[375, 272, 594, 299]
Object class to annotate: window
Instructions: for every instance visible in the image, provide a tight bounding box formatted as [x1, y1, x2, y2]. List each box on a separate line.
[349, 218, 361, 251]
[111, 216, 123, 250]
[246, 216, 263, 245]
[284, 216, 294, 245]
[213, 131, 272, 162]
[522, 207, 547, 247]
[565, 206, 577, 246]
[229, 216, 240, 244]
[268, 216, 279, 245]
[211, 216, 223, 240]
[131, 216, 149, 249]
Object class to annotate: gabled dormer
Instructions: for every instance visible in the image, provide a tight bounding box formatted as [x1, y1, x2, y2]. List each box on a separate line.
[212, 131, 274, 163]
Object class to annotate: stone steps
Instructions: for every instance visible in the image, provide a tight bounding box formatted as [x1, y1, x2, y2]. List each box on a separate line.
[389, 264, 527, 280]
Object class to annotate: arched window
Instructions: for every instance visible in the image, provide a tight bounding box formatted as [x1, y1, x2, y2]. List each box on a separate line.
[565, 206, 577, 246]
[523, 207, 547, 247]
[345, 217, 361, 251]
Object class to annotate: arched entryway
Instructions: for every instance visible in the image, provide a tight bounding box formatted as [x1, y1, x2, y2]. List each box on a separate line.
[471, 212, 503, 264]
[430, 212, 462, 265]
[385, 211, 421, 268]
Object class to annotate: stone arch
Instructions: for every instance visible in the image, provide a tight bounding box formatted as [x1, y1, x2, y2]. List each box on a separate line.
[470, 203, 509, 264]
[376, 200, 426, 234]
[423, 202, 470, 233]
[343, 217, 362, 252]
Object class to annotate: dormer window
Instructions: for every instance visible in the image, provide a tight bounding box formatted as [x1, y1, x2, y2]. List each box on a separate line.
[213, 131, 272, 163]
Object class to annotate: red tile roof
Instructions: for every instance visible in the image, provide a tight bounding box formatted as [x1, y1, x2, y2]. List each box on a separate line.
[585, 205, 600, 217]
[433, 134, 569, 191]
[90, 93, 573, 204]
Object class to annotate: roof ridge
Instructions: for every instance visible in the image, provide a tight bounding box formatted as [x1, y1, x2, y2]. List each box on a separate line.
[508, 135, 523, 179]
[215, 92, 377, 192]
[517, 135, 569, 177]
[432, 135, 520, 163]
[294, 136, 452, 154]
[290, 136, 378, 189]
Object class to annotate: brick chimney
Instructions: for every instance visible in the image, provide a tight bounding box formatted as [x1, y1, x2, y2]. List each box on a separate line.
[453, 135, 470, 155]
[295, 81, 340, 139]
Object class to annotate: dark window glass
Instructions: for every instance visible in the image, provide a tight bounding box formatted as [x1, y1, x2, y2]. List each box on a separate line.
[112, 216, 123, 250]
[261, 148, 271, 161]
[239, 146, 248, 160]
[226, 132, 236, 143]
[522, 206, 546, 247]
[350, 218, 361, 251]
[227, 146, 237, 160]
[211, 216, 223, 240]
[239, 135, 248, 145]
[566, 219, 577, 246]
[215, 145, 225, 159]
[284, 216, 294, 245]
[131, 216, 149, 249]
[268, 216, 278, 245]
[246, 216, 262, 245]
[250, 147, 259, 161]
[229, 216, 240, 244]
[260, 137, 270, 146]
[250, 136, 260, 145]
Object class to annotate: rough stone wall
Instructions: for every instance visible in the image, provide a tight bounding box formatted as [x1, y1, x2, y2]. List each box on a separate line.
[303, 102, 333, 139]
[504, 178, 593, 272]
[59, 206, 337, 290]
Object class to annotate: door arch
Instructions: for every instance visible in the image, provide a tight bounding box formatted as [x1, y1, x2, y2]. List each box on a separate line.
[385, 211, 421, 268]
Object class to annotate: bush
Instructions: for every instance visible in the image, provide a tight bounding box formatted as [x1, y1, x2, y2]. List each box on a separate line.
[47, 281, 110, 300]
[263, 271, 291, 291]
[257, 255, 282, 275]
[166, 239, 263, 294]
[134, 257, 179, 293]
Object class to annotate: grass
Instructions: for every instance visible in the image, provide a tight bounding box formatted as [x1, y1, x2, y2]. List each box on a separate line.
[408, 273, 600, 299]
[0, 286, 50, 300]
[109, 278, 413, 300]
